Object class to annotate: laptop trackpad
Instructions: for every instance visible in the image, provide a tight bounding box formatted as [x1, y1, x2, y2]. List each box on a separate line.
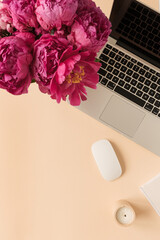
[100, 96, 145, 137]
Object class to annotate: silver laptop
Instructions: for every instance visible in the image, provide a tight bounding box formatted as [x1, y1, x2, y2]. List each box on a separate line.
[77, 0, 160, 156]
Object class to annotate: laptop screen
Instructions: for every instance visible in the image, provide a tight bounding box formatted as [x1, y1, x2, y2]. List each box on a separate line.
[109, 0, 160, 68]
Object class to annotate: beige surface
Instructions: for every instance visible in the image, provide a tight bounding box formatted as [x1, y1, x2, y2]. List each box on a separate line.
[0, 1, 160, 239]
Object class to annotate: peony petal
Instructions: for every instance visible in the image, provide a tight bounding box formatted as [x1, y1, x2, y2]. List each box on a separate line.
[36, 0, 78, 30]
[50, 79, 62, 103]
[56, 63, 66, 84]
[67, 21, 91, 48]
[68, 4, 111, 53]
[69, 89, 81, 106]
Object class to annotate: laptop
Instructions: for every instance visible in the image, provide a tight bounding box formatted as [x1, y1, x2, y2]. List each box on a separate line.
[77, 0, 160, 156]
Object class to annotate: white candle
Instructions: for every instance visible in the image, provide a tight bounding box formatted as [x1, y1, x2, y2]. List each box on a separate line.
[114, 200, 136, 226]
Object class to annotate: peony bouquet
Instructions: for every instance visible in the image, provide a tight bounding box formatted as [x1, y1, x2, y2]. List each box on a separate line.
[0, 0, 111, 106]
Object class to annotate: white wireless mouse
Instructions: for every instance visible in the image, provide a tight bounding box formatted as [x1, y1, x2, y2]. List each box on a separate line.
[91, 139, 122, 181]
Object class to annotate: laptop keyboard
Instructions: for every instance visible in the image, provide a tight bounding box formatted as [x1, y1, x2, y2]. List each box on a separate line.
[98, 43, 160, 117]
[116, 0, 160, 56]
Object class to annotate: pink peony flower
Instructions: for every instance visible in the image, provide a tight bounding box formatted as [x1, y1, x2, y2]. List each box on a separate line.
[14, 32, 35, 45]
[35, 0, 78, 31]
[32, 34, 101, 105]
[68, 5, 112, 53]
[6, 0, 38, 32]
[32, 34, 70, 94]
[78, 0, 96, 9]
[50, 48, 101, 105]
[0, 36, 33, 95]
[0, 2, 13, 33]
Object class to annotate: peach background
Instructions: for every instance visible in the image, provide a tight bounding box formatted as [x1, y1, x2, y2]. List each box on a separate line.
[0, 0, 160, 239]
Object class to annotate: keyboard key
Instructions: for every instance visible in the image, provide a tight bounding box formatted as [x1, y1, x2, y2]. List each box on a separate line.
[150, 69, 156, 74]
[106, 73, 113, 80]
[133, 65, 140, 71]
[107, 81, 116, 90]
[126, 69, 133, 76]
[157, 86, 160, 92]
[100, 61, 107, 69]
[148, 89, 155, 96]
[152, 107, 159, 115]
[125, 54, 131, 60]
[112, 76, 119, 83]
[131, 1, 137, 8]
[124, 83, 131, 90]
[144, 80, 151, 86]
[124, 76, 131, 83]
[108, 59, 115, 66]
[98, 68, 107, 76]
[124, 27, 130, 34]
[119, 51, 124, 56]
[121, 58, 127, 65]
[115, 62, 121, 69]
[151, 75, 158, 81]
[136, 90, 143, 97]
[137, 83, 143, 89]
[137, 62, 143, 67]
[143, 65, 149, 70]
[145, 72, 151, 79]
[106, 65, 113, 72]
[155, 93, 160, 100]
[129, 8, 141, 18]
[155, 100, 160, 107]
[115, 55, 122, 61]
[112, 48, 118, 53]
[118, 80, 125, 87]
[137, 5, 143, 12]
[149, 12, 156, 19]
[131, 79, 137, 86]
[103, 48, 110, 55]
[156, 72, 160, 77]
[136, 33, 142, 40]
[148, 97, 155, 104]
[130, 87, 137, 94]
[131, 58, 137, 63]
[139, 68, 145, 75]
[142, 94, 149, 100]
[100, 54, 109, 62]
[150, 83, 157, 90]
[144, 103, 153, 112]
[139, 76, 145, 83]
[106, 44, 112, 49]
[109, 52, 116, 58]
[100, 77, 108, 85]
[119, 72, 125, 79]
[132, 73, 139, 79]
[127, 62, 134, 68]
[113, 69, 119, 76]
[142, 8, 149, 15]
[142, 86, 149, 93]
[120, 66, 127, 72]
[115, 86, 145, 107]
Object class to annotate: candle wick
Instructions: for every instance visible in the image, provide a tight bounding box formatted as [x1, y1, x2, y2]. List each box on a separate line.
[124, 215, 127, 217]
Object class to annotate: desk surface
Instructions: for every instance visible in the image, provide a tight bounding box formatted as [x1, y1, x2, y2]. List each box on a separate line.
[0, 1, 160, 239]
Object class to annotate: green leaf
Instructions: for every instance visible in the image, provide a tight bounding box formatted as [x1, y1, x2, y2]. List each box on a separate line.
[31, 79, 36, 83]
[50, 29, 55, 36]
[95, 58, 100, 62]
